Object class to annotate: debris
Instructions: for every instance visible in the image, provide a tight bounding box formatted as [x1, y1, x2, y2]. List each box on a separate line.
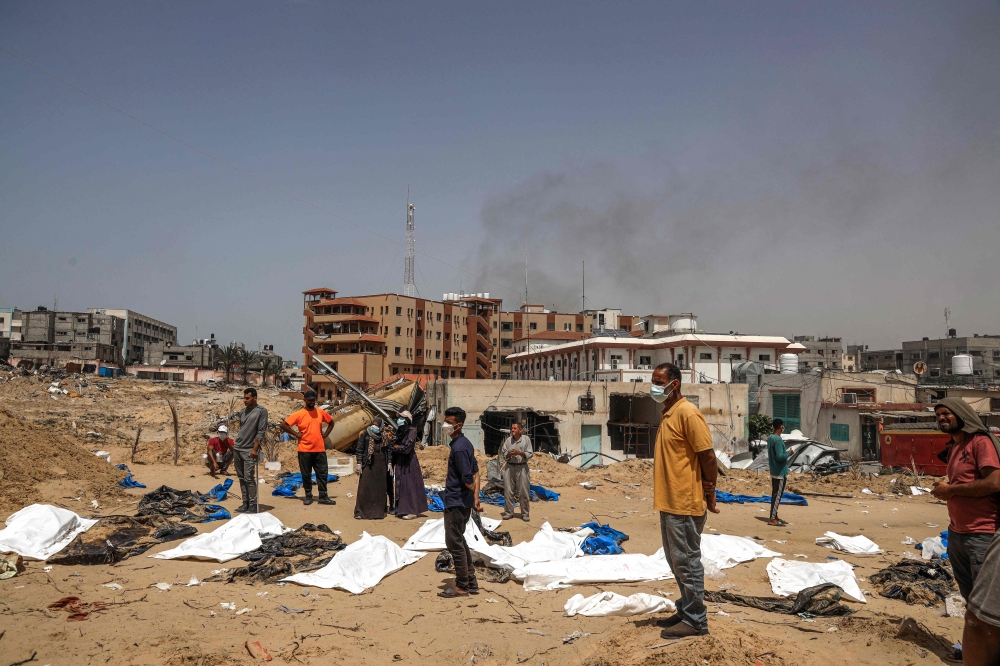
[205, 523, 345, 583]
[485, 598, 499, 603]
[861, 488, 873, 495]
[43, 565, 52, 572]
[186, 575, 201, 587]
[102, 583, 123, 591]
[0, 552, 25, 579]
[245, 640, 272, 661]
[526, 629, 546, 636]
[815, 532, 882, 555]
[276, 605, 305, 614]
[901, 537, 916, 545]
[910, 486, 931, 495]
[869, 560, 955, 606]
[220, 602, 236, 610]
[562, 630, 592, 644]
[151, 582, 171, 591]
[945, 594, 966, 619]
[49, 515, 196, 566]
[579, 481, 598, 490]
[236, 607, 252, 615]
[564, 591, 674, 617]
[705, 584, 854, 616]
[47, 596, 108, 621]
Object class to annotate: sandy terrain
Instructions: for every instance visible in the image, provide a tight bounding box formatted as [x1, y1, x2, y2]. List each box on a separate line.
[0, 375, 963, 665]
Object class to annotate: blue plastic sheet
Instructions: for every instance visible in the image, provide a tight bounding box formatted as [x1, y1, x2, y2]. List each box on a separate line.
[715, 490, 808, 506]
[203, 504, 231, 521]
[426, 489, 445, 512]
[203, 478, 233, 502]
[115, 464, 146, 489]
[529, 484, 560, 501]
[580, 521, 629, 555]
[272, 473, 339, 497]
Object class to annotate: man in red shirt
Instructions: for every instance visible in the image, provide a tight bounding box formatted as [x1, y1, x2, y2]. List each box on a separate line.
[281, 389, 336, 506]
[205, 425, 234, 477]
[931, 398, 1000, 601]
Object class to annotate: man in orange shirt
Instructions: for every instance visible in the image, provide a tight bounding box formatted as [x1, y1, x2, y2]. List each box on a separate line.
[650, 362, 719, 639]
[280, 389, 336, 506]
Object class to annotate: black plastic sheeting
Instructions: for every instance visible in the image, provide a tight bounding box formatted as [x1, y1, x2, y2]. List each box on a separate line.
[136, 485, 229, 522]
[208, 523, 346, 583]
[704, 583, 855, 616]
[471, 510, 513, 548]
[48, 515, 198, 566]
[869, 559, 956, 606]
[434, 551, 512, 584]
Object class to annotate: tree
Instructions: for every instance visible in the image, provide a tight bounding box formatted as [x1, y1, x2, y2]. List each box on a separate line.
[260, 356, 282, 387]
[748, 414, 773, 443]
[215, 343, 240, 384]
[236, 347, 260, 385]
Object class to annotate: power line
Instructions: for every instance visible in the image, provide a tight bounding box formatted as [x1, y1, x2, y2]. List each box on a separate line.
[0, 46, 515, 295]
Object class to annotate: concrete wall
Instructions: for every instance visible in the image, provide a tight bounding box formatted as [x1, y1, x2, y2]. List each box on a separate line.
[426, 379, 748, 465]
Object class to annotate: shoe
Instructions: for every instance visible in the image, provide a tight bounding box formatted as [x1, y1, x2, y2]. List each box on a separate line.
[318, 497, 335, 505]
[521, 515, 530, 522]
[660, 621, 708, 639]
[655, 613, 683, 628]
[235, 505, 249, 514]
[303, 496, 313, 506]
[500, 513, 514, 520]
[400, 514, 416, 520]
[460, 586, 480, 595]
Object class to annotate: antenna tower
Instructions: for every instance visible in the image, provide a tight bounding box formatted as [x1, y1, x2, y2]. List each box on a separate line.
[944, 307, 951, 335]
[403, 192, 415, 297]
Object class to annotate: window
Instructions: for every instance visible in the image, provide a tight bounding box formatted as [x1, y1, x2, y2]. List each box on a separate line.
[501, 339, 512, 349]
[883, 355, 892, 360]
[395, 327, 401, 336]
[576, 323, 583, 331]
[417, 310, 423, 320]
[416, 349, 422, 357]
[772, 393, 801, 431]
[462, 353, 467, 360]
[530, 322, 537, 330]
[700, 353, 712, 360]
[759, 354, 771, 361]
[501, 322, 512, 332]
[462, 335, 467, 343]
[500, 373, 510, 379]
[994, 350, 1000, 360]
[639, 356, 651, 366]
[910, 353, 921, 360]
[547, 323, 555, 331]
[830, 423, 850, 441]
[436, 313, 441, 321]
[929, 352, 940, 359]
[930, 369, 940, 377]
[730, 354, 742, 360]
[394, 347, 401, 356]
[435, 350, 441, 359]
[396, 307, 402, 315]
[416, 330, 422, 338]
[493, 321, 497, 329]
[436, 332, 441, 340]
[444, 351, 450, 360]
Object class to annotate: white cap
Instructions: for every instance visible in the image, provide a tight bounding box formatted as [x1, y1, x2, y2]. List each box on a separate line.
[218, 425, 228, 433]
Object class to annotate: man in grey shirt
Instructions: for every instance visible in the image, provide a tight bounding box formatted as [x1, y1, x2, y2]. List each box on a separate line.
[234, 387, 268, 513]
[500, 422, 533, 522]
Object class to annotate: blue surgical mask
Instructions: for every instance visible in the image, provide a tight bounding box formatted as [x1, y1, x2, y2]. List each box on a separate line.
[367, 425, 381, 437]
[397, 418, 406, 427]
[650, 382, 675, 403]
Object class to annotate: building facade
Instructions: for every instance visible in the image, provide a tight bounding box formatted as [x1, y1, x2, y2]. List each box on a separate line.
[0, 308, 23, 341]
[88, 308, 177, 365]
[792, 336, 845, 371]
[11, 307, 125, 368]
[901, 333, 1000, 381]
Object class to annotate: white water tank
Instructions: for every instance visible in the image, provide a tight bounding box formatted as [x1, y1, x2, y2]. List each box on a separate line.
[668, 313, 698, 332]
[779, 354, 799, 374]
[953, 354, 974, 376]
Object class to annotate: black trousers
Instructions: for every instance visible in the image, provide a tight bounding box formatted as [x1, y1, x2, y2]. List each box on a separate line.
[298, 451, 329, 498]
[443, 506, 477, 590]
[770, 477, 786, 521]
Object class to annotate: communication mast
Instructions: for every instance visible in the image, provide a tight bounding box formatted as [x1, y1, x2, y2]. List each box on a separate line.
[403, 195, 415, 297]
[944, 307, 951, 335]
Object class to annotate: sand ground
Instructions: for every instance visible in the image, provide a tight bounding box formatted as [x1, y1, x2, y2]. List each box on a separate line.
[0, 375, 964, 665]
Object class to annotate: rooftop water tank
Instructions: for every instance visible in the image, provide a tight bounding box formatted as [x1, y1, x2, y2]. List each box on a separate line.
[953, 354, 974, 376]
[667, 313, 698, 332]
[779, 354, 799, 374]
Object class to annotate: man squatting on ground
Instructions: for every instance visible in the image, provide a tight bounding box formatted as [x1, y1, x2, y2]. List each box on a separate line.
[500, 421, 532, 522]
[650, 362, 719, 638]
[235, 387, 268, 514]
[930, 398, 1000, 601]
[206, 424, 234, 477]
[281, 389, 336, 506]
[438, 406, 482, 598]
[767, 419, 789, 526]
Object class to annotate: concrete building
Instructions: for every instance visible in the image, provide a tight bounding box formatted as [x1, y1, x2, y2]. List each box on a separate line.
[901, 332, 1000, 382]
[0, 308, 23, 341]
[494, 304, 587, 379]
[425, 379, 749, 464]
[506, 314, 801, 384]
[858, 348, 904, 372]
[302, 288, 493, 398]
[88, 308, 177, 365]
[758, 371, 922, 460]
[792, 336, 845, 372]
[11, 307, 125, 369]
[146, 336, 219, 369]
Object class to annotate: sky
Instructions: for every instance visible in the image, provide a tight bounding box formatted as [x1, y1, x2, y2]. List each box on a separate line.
[2, 1, 998, 359]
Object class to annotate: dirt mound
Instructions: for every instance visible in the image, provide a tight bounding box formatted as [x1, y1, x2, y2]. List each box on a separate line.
[0, 409, 128, 515]
[418, 444, 491, 483]
[584, 621, 793, 666]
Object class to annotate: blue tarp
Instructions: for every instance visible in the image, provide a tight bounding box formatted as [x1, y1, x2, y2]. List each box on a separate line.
[715, 490, 809, 506]
[580, 522, 629, 555]
[203, 478, 233, 502]
[115, 464, 146, 489]
[426, 483, 560, 513]
[530, 484, 560, 501]
[426, 489, 445, 512]
[272, 473, 339, 497]
[202, 504, 231, 521]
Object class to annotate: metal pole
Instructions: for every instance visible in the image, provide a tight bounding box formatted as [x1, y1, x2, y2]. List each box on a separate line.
[311, 356, 398, 430]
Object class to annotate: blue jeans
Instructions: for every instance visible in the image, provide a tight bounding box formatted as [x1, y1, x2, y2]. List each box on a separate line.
[659, 511, 708, 629]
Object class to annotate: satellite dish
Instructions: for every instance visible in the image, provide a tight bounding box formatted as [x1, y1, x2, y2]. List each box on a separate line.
[914, 361, 927, 375]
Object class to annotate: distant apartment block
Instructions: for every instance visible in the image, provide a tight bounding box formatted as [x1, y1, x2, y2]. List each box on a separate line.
[792, 336, 845, 371]
[0, 308, 23, 340]
[11, 307, 125, 368]
[901, 332, 1000, 380]
[89, 308, 177, 364]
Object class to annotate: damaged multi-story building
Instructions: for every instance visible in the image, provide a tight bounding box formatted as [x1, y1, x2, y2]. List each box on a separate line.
[10, 307, 125, 370]
[88, 308, 177, 365]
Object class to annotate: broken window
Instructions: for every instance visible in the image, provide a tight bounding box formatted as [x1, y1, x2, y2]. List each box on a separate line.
[501, 322, 512, 332]
[530, 322, 537, 330]
[394, 347, 401, 356]
[759, 354, 771, 361]
[700, 353, 712, 360]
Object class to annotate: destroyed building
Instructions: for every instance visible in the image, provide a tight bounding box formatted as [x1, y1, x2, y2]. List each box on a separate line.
[88, 308, 177, 365]
[10, 307, 125, 370]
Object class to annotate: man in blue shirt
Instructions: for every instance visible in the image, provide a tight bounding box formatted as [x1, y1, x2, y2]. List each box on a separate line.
[767, 419, 790, 526]
[438, 406, 482, 598]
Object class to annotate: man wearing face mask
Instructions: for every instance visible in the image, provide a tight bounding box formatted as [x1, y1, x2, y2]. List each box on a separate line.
[438, 406, 482, 598]
[649, 362, 719, 638]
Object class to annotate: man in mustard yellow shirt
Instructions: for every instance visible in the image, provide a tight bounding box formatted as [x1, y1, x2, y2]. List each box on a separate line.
[650, 362, 719, 638]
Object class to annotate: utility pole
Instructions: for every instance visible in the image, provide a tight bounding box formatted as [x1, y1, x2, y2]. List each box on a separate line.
[403, 188, 416, 297]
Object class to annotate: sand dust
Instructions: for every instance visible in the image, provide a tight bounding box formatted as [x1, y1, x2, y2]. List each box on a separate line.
[0, 374, 964, 666]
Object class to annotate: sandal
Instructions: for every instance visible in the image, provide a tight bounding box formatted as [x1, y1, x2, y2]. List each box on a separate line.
[438, 587, 469, 599]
